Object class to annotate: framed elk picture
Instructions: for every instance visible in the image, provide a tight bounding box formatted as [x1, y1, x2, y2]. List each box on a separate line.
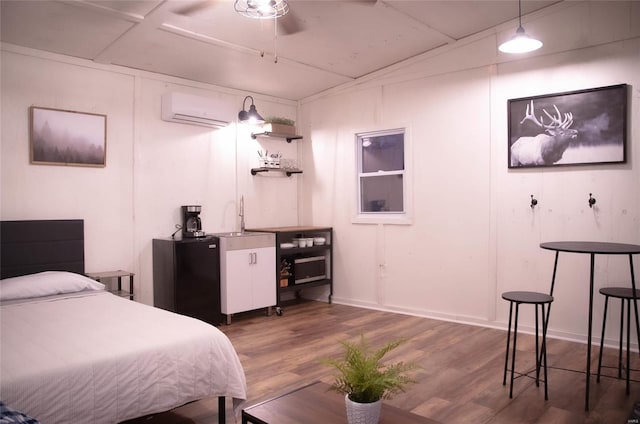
[508, 84, 627, 168]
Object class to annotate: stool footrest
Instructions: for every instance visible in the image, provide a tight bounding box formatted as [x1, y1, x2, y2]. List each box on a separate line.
[507, 368, 548, 383]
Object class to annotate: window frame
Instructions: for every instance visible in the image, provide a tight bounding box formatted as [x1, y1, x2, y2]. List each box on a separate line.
[352, 126, 412, 225]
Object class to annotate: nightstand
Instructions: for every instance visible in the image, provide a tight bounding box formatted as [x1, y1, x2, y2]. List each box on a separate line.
[87, 270, 135, 300]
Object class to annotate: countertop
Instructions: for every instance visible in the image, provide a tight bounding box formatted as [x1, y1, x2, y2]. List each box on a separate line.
[247, 226, 332, 232]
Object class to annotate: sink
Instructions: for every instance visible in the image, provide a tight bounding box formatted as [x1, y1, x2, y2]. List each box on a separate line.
[215, 231, 275, 251]
[216, 231, 260, 238]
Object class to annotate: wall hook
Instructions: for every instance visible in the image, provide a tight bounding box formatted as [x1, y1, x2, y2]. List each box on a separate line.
[588, 193, 596, 208]
[530, 195, 538, 209]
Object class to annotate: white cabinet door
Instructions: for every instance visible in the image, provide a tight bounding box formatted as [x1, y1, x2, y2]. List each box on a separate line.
[222, 249, 254, 314]
[221, 246, 276, 315]
[251, 246, 276, 309]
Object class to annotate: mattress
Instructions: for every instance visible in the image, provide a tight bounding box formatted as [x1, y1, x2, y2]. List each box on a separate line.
[0, 282, 246, 423]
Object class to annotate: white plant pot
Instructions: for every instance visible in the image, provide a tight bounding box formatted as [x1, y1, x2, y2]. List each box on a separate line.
[345, 395, 382, 424]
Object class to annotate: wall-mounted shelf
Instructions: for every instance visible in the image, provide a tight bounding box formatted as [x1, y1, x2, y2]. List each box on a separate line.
[251, 167, 303, 177]
[251, 131, 303, 143]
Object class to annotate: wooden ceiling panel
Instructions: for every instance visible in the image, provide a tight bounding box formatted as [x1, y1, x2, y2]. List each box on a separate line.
[1, 1, 136, 59]
[0, 0, 565, 100]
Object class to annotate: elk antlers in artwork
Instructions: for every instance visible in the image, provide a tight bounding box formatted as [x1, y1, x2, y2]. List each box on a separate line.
[520, 100, 574, 132]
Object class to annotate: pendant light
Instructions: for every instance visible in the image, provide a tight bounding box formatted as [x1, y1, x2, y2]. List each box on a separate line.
[499, 0, 543, 54]
[238, 96, 265, 125]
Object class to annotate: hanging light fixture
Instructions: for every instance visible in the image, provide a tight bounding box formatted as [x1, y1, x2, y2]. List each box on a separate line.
[499, 0, 543, 54]
[238, 96, 265, 125]
[234, 0, 289, 19]
[234, 0, 289, 63]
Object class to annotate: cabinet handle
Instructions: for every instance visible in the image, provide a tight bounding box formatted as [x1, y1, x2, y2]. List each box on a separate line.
[253, 252, 258, 264]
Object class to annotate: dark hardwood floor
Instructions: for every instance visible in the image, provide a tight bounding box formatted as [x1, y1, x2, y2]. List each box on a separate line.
[128, 300, 638, 423]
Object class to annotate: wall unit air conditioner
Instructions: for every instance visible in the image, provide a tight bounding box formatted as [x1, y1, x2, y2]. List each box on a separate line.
[161, 92, 234, 128]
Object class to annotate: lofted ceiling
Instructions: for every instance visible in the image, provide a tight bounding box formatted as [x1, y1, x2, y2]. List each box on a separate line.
[0, 0, 559, 100]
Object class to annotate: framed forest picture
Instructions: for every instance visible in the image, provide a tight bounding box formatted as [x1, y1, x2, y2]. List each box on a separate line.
[30, 106, 107, 167]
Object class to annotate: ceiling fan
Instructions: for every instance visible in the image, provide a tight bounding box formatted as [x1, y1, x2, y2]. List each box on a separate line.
[173, 0, 304, 35]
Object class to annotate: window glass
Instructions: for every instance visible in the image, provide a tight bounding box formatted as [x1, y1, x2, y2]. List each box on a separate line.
[360, 174, 404, 212]
[356, 128, 405, 216]
[361, 134, 404, 173]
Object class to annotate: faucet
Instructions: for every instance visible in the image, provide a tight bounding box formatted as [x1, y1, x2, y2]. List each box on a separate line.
[239, 195, 245, 233]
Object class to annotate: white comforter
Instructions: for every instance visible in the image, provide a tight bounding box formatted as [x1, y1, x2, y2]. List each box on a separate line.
[0, 291, 246, 423]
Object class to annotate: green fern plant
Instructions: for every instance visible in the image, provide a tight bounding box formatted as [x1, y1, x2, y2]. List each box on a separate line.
[323, 335, 417, 403]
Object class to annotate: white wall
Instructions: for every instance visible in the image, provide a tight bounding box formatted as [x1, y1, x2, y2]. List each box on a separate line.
[0, 49, 136, 276]
[1, 1, 639, 348]
[0, 44, 299, 304]
[298, 1, 640, 346]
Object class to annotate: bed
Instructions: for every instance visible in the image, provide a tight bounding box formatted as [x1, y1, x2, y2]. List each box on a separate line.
[0, 219, 247, 424]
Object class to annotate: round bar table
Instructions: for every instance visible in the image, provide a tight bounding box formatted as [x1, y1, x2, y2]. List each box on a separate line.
[540, 241, 640, 411]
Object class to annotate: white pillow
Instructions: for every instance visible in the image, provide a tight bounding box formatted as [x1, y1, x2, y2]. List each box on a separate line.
[0, 271, 105, 301]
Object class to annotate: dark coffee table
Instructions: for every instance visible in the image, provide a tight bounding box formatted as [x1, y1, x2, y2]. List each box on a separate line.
[241, 381, 439, 424]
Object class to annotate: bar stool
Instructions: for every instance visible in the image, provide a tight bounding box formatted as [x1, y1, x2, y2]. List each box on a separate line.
[597, 287, 640, 395]
[502, 291, 554, 400]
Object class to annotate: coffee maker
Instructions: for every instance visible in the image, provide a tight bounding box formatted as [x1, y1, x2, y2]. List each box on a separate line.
[181, 205, 206, 238]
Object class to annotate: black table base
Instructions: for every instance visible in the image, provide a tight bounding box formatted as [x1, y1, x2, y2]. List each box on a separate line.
[540, 241, 640, 411]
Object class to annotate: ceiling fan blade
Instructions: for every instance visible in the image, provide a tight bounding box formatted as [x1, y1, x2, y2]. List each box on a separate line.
[173, 0, 217, 16]
[348, 0, 377, 5]
[278, 9, 304, 35]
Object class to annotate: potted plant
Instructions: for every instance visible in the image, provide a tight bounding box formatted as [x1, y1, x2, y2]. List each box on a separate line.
[323, 335, 418, 424]
[263, 116, 296, 135]
[279, 259, 291, 287]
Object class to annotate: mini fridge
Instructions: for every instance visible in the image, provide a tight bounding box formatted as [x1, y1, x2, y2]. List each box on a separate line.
[153, 236, 222, 325]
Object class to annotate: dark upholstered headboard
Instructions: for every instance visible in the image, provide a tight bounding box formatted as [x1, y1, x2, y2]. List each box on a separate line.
[0, 220, 85, 279]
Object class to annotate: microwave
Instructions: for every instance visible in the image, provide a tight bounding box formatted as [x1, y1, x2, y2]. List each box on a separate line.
[294, 256, 326, 284]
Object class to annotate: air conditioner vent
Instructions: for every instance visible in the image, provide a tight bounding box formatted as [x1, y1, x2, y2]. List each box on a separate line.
[161, 92, 234, 128]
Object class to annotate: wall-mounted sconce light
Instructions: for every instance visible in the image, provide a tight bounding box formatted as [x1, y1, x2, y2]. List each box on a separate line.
[238, 96, 265, 125]
[530, 195, 538, 209]
[498, 0, 543, 54]
[588, 193, 596, 208]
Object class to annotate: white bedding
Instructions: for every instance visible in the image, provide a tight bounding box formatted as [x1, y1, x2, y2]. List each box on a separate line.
[0, 290, 247, 423]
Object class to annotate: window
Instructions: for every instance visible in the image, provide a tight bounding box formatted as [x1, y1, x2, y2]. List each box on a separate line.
[355, 128, 410, 224]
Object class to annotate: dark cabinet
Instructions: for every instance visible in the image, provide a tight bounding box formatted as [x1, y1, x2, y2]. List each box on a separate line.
[152, 236, 223, 325]
[248, 226, 333, 309]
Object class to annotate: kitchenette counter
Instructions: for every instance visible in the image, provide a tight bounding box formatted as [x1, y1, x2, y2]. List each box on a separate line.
[247, 226, 332, 232]
[246, 226, 333, 314]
